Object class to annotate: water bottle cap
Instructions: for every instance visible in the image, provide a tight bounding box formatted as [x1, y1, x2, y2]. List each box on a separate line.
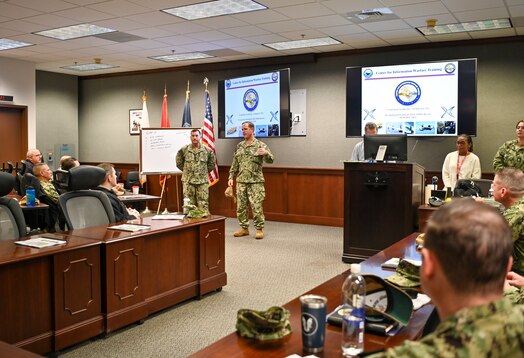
[350, 263, 361, 274]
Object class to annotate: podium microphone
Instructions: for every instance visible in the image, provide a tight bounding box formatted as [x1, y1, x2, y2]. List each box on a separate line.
[432, 176, 438, 191]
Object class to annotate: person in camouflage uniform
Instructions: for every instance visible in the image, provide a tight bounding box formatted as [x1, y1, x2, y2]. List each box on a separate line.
[505, 271, 524, 304]
[493, 120, 524, 171]
[176, 129, 216, 216]
[369, 199, 524, 357]
[492, 168, 524, 275]
[228, 121, 273, 239]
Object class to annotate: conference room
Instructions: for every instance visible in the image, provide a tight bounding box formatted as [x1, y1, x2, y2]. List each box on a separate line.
[1, 1, 524, 356]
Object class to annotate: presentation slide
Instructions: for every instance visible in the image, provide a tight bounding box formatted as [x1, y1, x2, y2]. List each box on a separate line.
[224, 71, 281, 138]
[361, 61, 458, 136]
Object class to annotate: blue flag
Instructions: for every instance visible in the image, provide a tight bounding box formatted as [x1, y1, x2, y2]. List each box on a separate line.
[182, 83, 191, 128]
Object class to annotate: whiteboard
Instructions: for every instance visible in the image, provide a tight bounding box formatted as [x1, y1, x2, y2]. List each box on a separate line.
[140, 128, 193, 174]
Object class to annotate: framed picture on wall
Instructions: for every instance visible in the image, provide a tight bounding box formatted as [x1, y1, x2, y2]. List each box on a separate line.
[129, 109, 142, 135]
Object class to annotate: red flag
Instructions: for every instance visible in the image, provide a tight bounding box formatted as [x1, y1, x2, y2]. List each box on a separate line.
[160, 89, 170, 188]
[160, 91, 170, 128]
[202, 88, 219, 186]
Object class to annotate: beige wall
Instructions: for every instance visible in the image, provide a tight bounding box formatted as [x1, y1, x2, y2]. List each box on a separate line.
[37, 40, 524, 171]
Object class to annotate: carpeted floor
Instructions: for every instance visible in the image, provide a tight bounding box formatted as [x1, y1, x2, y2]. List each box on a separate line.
[60, 218, 349, 358]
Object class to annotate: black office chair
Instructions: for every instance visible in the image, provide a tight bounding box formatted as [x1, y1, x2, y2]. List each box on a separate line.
[1, 162, 14, 173]
[454, 178, 493, 197]
[0, 172, 27, 239]
[124, 171, 141, 191]
[53, 169, 70, 194]
[59, 165, 115, 229]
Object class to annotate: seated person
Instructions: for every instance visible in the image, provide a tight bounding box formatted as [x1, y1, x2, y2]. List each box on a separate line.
[32, 163, 63, 232]
[94, 163, 139, 222]
[23, 148, 43, 175]
[369, 199, 524, 357]
[505, 271, 524, 304]
[61, 156, 80, 171]
[491, 168, 524, 275]
[351, 122, 377, 161]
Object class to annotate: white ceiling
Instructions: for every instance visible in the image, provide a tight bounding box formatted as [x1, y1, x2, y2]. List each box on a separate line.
[0, 0, 523, 76]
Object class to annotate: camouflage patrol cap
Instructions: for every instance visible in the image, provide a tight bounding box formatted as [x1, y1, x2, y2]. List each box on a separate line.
[363, 274, 414, 326]
[385, 259, 421, 288]
[236, 306, 292, 341]
[225, 186, 237, 203]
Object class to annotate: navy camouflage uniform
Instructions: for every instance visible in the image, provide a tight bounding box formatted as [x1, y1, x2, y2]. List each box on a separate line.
[229, 138, 273, 230]
[369, 297, 524, 357]
[493, 139, 524, 172]
[176, 144, 216, 215]
[503, 195, 524, 275]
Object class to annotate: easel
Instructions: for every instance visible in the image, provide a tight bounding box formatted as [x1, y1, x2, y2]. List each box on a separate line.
[156, 173, 181, 215]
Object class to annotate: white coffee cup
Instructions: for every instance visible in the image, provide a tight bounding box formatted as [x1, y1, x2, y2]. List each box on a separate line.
[132, 185, 139, 194]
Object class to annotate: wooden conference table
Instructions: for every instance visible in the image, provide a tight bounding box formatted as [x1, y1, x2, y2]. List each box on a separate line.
[0, 215, 226, 355]
[191, 233, 431, 358]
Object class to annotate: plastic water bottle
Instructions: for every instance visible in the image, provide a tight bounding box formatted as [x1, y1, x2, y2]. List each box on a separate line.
[26, 186, 36, 207]
[183, 197, 190, 214]
[341, 263, 366, 357]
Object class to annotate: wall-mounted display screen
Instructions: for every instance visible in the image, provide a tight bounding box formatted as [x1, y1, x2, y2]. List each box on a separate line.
[218, 68, 290, 138]
[346, 59, 477, 137]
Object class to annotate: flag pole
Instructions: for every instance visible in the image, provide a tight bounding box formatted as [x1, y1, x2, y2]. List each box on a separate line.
[157, 176, 167, 215]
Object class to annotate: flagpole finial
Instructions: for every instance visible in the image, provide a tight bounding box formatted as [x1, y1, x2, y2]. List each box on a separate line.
[164, 85, 167, 96]
[203, 77, 209, 91]
[186, 80, 190, 93]
[142, 89, 147, 101]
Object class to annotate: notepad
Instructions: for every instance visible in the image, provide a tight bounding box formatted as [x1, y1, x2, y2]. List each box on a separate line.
[108, 224, 151, 232]
[15, 237, 66, 249]
[152, 214, 185, 220]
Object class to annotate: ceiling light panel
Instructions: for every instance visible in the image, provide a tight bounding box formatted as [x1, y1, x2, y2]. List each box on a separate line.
[0, 38, 33, 51]
[162, 0, 266, 20]
[34, 24, 116, 40]
[149, 52, 214, 62]
[264, 37, 340, 50]
[418, 18, 512, 35]
[61, 63, 119, 71]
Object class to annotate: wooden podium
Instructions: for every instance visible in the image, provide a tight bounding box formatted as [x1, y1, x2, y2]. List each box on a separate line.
[343, 161, 424, 263]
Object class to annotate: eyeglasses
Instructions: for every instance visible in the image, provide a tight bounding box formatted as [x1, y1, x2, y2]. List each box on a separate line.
[456, 141, 467, 145]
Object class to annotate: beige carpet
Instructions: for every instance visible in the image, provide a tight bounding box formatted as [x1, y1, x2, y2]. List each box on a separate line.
[60, 218, 349, 358]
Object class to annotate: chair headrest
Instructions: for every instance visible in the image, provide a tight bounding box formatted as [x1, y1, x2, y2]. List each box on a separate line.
[0, 172, 16, 196]
[68, 165, 106, 191]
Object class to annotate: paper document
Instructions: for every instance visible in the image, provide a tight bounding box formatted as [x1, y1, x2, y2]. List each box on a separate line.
[152, 214, 185, 220]
[15, 237, 67, 249]
[381, 257, 422, 269]
[108, 224, 151, 232]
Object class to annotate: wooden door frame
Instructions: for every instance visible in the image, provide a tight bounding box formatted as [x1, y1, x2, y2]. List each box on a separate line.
[0, 103, 28, 162]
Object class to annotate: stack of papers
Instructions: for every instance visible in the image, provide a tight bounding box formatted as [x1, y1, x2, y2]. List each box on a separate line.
[381, 257, 422, 269]
[108, 224, 151, 232]
[15, 237, 66, 249]
[152, 214, 185, 220]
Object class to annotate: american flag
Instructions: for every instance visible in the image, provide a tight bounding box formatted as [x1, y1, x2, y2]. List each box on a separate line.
[202, 88, 219, 186]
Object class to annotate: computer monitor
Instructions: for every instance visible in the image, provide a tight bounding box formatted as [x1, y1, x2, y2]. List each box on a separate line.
[364, 134, 408, 161]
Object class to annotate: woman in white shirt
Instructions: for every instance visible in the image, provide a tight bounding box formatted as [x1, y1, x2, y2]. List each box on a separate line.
[442, 134, 482, 190]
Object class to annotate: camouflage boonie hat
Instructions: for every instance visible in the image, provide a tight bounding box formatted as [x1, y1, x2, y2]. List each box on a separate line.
[236, 306, 292, 341]
[225, 186, 237, 203]
[386, 259, 421, 288]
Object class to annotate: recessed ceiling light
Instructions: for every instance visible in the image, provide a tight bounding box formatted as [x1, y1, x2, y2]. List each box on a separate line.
[61, 62, 118, 71]
[0, 38, 33, 51]
[34, 24, 116, 40]
[264, 37, 341, 51]
[162, 0, 266, 20]
[149, 52, 214, 62]
[417, 18, 512, 35]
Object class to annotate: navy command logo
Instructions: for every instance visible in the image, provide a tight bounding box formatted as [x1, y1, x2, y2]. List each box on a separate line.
[225, 80, 231, 88]
[395, 80, 421, 106]
[301, 312, 318, 336]
[444, 63, 456, 74]
[272, 71, 279, 82]
[363, 68, 373, 79]
[243, 89, 259, 111]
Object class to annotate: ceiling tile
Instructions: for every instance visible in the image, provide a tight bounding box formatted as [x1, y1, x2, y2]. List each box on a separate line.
[454, 7, 509, 22]
[221, 25, 270, 37]
[273, 3, 335, 19]
[53, 7, 115, 22]
[509, 5, 524, 16]
[318, 24, 369, 36]
[87, 0, 151, 17]
[298, 14, 352, 28]
[391, 1, 450, 18]
[8, 0, 76, 12]
[0, 2, 42, 19]
[442, 0, 506, 12]
[359, 19, 412, 32]
[257, 20, 309, 33]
